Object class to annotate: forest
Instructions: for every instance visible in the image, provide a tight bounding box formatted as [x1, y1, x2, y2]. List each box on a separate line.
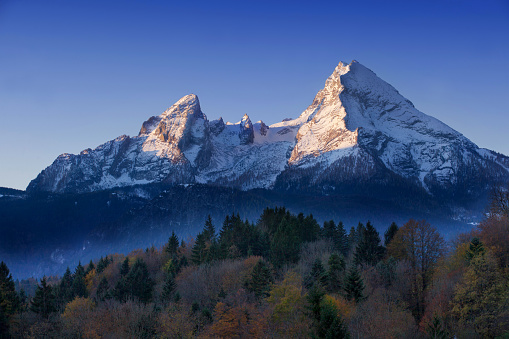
[0, 188, 508, 338]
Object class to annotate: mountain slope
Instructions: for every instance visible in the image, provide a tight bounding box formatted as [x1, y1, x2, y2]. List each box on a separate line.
[27, 61, 509, 202]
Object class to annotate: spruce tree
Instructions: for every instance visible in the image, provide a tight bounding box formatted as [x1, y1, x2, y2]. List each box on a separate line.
[30, 277, 56, 318]
[344, 266, 364, 302]
[327, 253, 345, 292]
[72, 262, 87, 298]
[162, 274, 176, 303]
[0, 261, 19, 316]
[120, 258, 130, 276]
[466, 237, 485, 261]
[336, 221, 348, 256]
[57, 267, 73, 305]
[166, 231, 180, 258]
[85, 259, 95, 275]
[307, 258, 327, 288]
[384, 222, 399, 246]
[247, 260, 273, 299]
[203, 215, 216, 242]
[191, 232, 208, 265]
[124, 259, 154, 303]
[318, 299, 350, 339]
[355, 222, 384, 267]
[96, 277, 110, 301]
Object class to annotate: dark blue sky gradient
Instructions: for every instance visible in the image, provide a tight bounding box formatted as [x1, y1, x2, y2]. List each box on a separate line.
[1, 0, 508, 189]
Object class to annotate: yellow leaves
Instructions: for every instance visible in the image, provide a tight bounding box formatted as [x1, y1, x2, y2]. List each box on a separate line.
[61, 297, 100, 338]
[85, 268, 96, 292]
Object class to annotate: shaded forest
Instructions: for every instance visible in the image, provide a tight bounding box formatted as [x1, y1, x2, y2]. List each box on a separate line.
[1, 188, 508, 338]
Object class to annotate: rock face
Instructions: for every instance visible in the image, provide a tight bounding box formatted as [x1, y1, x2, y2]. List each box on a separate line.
[28, 61, 509, 202]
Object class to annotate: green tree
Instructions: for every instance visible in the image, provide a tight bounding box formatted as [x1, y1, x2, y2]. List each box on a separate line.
[85, 259, 95, 275]
[247, 260, 273, 299]
[96, 277, 109, 301]
[327, 253, 345, 292]
[191, 232, 209, 265]
[307, 258, 327, 288]
[203, 215, 216, 242]
[72, 262, 87, 298]
[166, 231, 180, 258]
[426, 314, 449, 339]
[466, 237, 485, 261]
[0, 261, 19, 316]
[317, 297, 350, 339]
[384, 222, 399, 246]
[124, 258, 154, 303]
[30, 277, 56, 318]
[344, 266, 364, 303]
[355, 221, 384, 267]
[120, 257, 130, 276]
[162, 274, 177, 303]
[57, 266, 73, 306]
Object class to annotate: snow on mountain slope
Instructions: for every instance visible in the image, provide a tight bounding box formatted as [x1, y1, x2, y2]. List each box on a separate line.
[27, 61, 509, 196]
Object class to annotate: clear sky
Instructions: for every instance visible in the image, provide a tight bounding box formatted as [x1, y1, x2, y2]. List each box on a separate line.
[1, 0, 508, 190]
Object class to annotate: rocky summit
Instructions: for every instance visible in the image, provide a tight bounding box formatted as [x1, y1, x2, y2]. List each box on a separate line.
[28, 61, 509, 202]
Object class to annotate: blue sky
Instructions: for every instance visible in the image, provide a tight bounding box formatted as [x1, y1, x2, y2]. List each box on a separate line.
[1, 0, 508, 190]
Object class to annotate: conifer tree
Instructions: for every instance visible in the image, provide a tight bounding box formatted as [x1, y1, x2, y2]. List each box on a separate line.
[57, 266, 73, 305]
[247, 260, 273, 299]
[30, 277, 56, 318]
[191, 232, 208, 265]
[124, 259, 154, 303]
[355, 222, 384, 267]
[72, 262, 87, 298]
[96, 277, 109, 301]
[323, 220, 337, 241]
[384, 222, 399, 246]
[166, 231, 180, 258]
[0, 261, 19, 316]
[318, 298, 350, 339]
[162, 274, 176, 303]
[344, 266, 364, 302]
[85, 259, 95, 275]
[336, 221, 348, 256]
[203, 215, 216, 242]
[327, 253, 345, 292]
[120, 257, 130, 277]
[466, 237, 485, 261]
[307, 258, 327, 288]
[96, 256, 109, 273]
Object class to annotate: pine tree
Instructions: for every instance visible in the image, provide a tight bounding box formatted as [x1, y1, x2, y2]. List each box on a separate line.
[307, 258, 327, 288]
[336, 221, 348, 256]
[166, 231, 180, 258]
[466, 237, 485, 261]
[72, 262, 87, 298]
[85, 259, 95, 275]
[318, 298, 350, 339]
[57, 266, 73, 305]
[307, 284, 325, 325]
[203, 215, 216, 242]
[124, 258, 154, 303]
[96, 277, 109, 301]
[322, 220, 337, 241]
[191, 232, 208, 265]
[355, 221, 384, 267]
[30, 277, 56, 318]
[120, 257, 130, 277]
[344, 266, 364, 302]
[327, 253, 345, 292]
[384, 222, 399, 246]
[426, 314, 449, 339]
[247, 260, 273, 299]
[0, 261, 19, 316]
[161, 274, 176, 303]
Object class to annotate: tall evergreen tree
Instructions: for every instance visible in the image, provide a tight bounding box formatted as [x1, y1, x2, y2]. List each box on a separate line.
[0, 261, 19, 316]
[307, 258, 327, 288]
[355, 222, 384, 267]
[161, 274, 176, 303]
[85, 259, 95, 275]
[466, 237, 485, 261]
[96, 277, 110, 301]
[203, 215, 216, 242]
[57, 267, 73, 305]
[318, 299, 350, 339]
[72, 262, 87, 298]
[335, 221, 349, 256]
[247, 260, 273, 299]
[120, 257, 130, 277]
[323, 220, 337, 241]
[384, 222, 399, 246]
[327, 253, 345, 292]
[191, 232, 209, 265]
[30, 277, 56, 318]
[344, 266, 365, 303]
[124, 259, 154, 303]
[166, 231, 180, 258]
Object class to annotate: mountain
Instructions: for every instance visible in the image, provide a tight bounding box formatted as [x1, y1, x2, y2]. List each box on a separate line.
[27, 60, 509, 201]
[5, 60, 509, 278]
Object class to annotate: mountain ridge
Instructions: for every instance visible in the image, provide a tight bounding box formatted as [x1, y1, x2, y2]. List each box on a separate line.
[27, 61, 509, 204]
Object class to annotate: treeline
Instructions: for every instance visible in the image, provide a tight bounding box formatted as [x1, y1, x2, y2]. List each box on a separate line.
[1, 195, 509, 338]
